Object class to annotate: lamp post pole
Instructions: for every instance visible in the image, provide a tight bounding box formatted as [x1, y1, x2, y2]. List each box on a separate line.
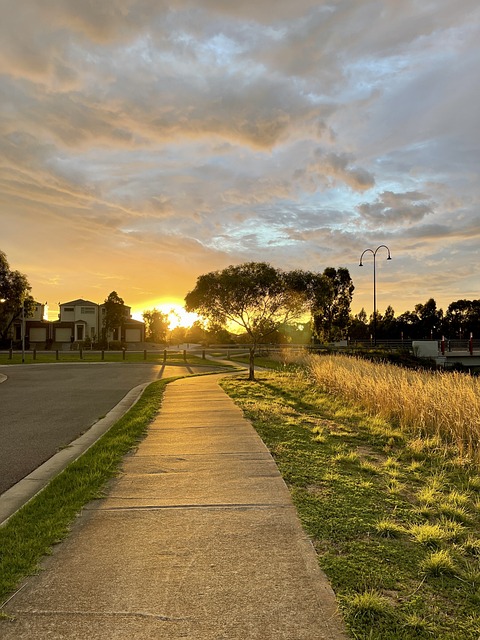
[21, 299, 26, 364]
[359, 245, 392, 346]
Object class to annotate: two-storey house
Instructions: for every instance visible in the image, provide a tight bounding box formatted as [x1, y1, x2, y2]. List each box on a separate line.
[53, 298, 145, 347]
[53, 299, 99, 344]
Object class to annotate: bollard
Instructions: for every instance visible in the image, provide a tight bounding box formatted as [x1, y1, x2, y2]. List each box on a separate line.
[183, 349, 187, 362]
[8, 348, 12, 360]
[56, 350, 59, 360]
[441, 336, 445, 356]
[101, 350, 105, 361]
[202, 349, 205, 360]
[80, 348, 83, 360]
[144, 349, 147, 360]
[163, 349, 167, 363]
[122, 347, 126, 360]
[470, 333, 473, 356]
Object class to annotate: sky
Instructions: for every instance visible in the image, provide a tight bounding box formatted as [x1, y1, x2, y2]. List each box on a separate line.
[1, 0, 479, 323]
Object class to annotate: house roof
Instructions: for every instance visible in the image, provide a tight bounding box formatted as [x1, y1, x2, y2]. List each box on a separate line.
[61, 299, 98, 307]
[125, 318, 144, 326]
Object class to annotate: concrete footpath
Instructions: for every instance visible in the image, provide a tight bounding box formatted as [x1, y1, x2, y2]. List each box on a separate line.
[1, 374, 347, 639]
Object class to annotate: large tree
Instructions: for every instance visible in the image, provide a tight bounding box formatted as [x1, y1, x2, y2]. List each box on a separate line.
[0, 250, 35, 343]
[102, 291, 126, 343]
[143, 308, 170, 343]
[444, 299, 480, 338]
[316, 267, 354, 341]
[288, 267, 354, 342]
[413, 298, 443, 339]
[348, 308, 370, 340]
[373, 305, 397, 339]
[185, 262, 308, 380]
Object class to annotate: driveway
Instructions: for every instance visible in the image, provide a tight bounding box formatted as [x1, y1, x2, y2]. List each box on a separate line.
[0, 362, 217, 496]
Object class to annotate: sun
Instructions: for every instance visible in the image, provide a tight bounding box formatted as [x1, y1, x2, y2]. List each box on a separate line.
[158, 302, 199, 329]
[132, 301, 199, 329]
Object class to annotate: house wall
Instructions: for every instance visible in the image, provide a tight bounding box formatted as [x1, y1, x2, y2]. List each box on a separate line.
[59, 303, 99, 340]
[76, 305, 98, 338]
[31, 303, 47, 321]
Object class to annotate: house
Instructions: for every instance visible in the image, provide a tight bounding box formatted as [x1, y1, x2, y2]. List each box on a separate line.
[54, 299, 99, 344]
[99, 304, 145, 343]
[8, 297, 145, 349]
[12, 302, 50, 346]
[53, 298, 145, 346]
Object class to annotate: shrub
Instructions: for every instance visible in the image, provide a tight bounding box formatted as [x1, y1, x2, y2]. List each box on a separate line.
[409, 523, 447, 548]
[345, 589, 391, 622]
[420, 550, 457, 576]
[374, 519, 405, 538]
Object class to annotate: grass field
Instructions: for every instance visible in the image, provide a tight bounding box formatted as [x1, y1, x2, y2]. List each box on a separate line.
[220, 362, 480, 640]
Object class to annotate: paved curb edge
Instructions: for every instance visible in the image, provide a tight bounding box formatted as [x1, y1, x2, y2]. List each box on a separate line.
[0, 382, 149, 527]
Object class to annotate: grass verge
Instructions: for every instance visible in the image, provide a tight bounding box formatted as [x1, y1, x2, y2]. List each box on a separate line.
[0, 377, 174, 605]
[0, 351, 229, 366]
[220, 368, 480, 640]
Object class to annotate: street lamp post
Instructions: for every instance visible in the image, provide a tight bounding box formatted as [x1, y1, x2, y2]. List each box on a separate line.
[359, 245, 392, 346]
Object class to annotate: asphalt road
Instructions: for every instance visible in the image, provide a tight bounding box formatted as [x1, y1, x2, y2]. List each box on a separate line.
[0, 362, 211, 496]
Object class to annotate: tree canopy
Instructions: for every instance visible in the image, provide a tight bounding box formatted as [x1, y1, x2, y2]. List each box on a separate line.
[288, 267, 354, 342]
[185, 262, 309, 379]
[102, 291, 126, 341]
[143, 308, 170, 343]
[0, 250, 34, 343]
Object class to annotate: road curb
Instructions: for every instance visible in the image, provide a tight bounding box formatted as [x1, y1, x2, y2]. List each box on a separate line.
[0, 382, 150, 527]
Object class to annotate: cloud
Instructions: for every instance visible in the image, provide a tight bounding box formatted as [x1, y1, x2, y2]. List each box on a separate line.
[358, 191, 434, 227]
[0, 0, 479, 318]
[311, 149, 375, 192]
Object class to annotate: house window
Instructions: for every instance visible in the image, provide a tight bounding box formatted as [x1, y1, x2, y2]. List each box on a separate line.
[64, 307, 74, 312]
[81, 307, 95, 314]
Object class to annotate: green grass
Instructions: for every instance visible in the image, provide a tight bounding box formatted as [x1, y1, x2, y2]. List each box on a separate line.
[220, 368, 480, 640]
[0, 350, 230, 366]
[0, 377, 174, 604]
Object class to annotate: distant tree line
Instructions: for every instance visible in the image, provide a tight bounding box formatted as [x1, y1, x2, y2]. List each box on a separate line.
[349, 298, 480, 341]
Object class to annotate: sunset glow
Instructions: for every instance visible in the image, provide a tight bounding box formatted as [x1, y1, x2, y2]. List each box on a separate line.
[132, 303, 200, 330]
[158, 304, 200, 330]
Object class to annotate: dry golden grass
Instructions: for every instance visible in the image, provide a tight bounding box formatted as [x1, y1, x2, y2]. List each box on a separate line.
[305, 354, 480, 462]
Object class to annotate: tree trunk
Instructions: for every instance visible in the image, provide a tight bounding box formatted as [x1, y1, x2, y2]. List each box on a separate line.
[248, 346, 256, 381]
